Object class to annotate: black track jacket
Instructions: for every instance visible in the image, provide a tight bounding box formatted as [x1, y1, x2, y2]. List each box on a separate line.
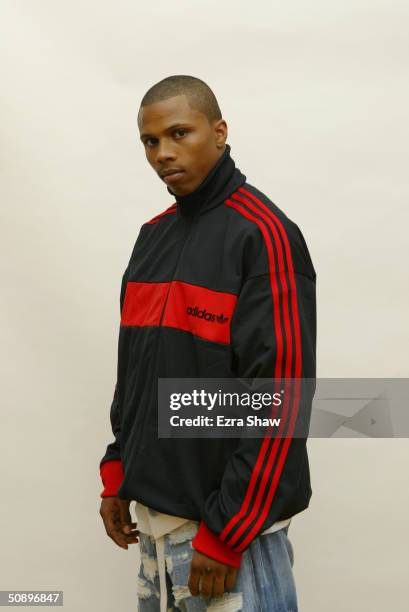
[99, 144, 317, 568]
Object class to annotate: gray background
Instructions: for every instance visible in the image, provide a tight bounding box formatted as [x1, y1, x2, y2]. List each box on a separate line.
[1, 1, 408, 610]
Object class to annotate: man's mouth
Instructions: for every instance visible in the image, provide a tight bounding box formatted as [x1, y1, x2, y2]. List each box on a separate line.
[160, 169, 186, 185]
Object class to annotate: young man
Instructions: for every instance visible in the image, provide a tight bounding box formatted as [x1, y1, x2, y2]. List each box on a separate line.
[99, 75, 317, 611]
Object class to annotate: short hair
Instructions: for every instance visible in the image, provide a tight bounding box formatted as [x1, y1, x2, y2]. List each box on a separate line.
[139, 75, 222, 123]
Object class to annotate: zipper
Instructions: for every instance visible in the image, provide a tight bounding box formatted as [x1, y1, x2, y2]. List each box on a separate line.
[159, 279, 172, 327]
[159, 214, 193, 326]
[135, 213, 195, 454]
[124, 213, 196, 455]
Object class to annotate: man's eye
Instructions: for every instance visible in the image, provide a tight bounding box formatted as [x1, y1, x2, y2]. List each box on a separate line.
[145, 138, 156, 147]
[174, 128, 188, 138]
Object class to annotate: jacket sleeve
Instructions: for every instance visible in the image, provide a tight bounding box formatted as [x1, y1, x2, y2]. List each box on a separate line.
[191, 220, 317, 567]
[99, 265, 130, 498]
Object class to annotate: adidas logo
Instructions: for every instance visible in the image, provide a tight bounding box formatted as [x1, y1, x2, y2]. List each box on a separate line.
[186, 305, 229, 324]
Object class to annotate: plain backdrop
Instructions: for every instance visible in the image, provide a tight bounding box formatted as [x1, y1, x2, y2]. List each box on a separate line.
[1, 1, 408, 611]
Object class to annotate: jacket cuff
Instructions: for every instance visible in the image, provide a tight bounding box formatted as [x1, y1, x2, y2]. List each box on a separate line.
[100, 460, 124, 497]
[191, 520, 243, 568]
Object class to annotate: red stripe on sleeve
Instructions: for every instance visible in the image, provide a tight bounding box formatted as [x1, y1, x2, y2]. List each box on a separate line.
[219, 192, 302, 550]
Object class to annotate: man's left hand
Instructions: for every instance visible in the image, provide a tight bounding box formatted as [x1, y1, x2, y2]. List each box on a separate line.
[188, 550, 238, 599]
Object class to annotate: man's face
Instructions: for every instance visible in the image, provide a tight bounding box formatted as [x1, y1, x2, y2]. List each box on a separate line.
[138, 95, 227, 196]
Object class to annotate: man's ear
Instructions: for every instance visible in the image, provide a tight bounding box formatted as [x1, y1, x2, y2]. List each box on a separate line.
[213, 118, 228, 148]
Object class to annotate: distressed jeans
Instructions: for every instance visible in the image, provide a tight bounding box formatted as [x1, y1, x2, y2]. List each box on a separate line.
[137, 520, 298, 611]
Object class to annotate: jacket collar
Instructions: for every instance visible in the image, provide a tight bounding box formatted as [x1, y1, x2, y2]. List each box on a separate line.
[166, 143, 246, 218]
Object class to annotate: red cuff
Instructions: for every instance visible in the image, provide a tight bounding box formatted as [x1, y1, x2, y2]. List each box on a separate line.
[191, 520, 243, 568]
[100, 460, 124, 497]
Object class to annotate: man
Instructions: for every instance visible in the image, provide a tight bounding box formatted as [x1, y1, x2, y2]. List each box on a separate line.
[99, 75, 316, 611]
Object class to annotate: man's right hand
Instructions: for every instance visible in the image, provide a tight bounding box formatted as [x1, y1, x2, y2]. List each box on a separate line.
[99, 497, 139, 549]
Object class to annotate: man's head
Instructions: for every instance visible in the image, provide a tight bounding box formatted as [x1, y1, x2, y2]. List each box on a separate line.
[138, 75, 228, 196]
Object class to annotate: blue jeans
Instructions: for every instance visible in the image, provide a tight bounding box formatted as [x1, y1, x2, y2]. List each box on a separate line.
[137, 520, 298, 611]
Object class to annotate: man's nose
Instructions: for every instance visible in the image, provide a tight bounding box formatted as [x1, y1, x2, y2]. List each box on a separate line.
[156, 141, 176, 164]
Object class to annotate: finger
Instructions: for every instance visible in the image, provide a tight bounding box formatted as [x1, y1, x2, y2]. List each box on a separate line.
[199, 571, 214, 599]
[225, 567, 238, 591]
[122, 527, 140, 542]
[109, 525, 139, 548]
[212, 571, 226, 598]
[112, 514, 138, 540]
[124, 531, 140, 543]
[112, 514, 139, 541]
[120, 522, 140, 541]
[104, 515, 139, 548]
[107, 525, 129, 549]
[123, 522, 138, 535]
[188, 567, 201, 597]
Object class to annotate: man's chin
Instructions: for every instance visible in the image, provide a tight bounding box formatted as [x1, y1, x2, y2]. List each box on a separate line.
[167, 182, 194, 197]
